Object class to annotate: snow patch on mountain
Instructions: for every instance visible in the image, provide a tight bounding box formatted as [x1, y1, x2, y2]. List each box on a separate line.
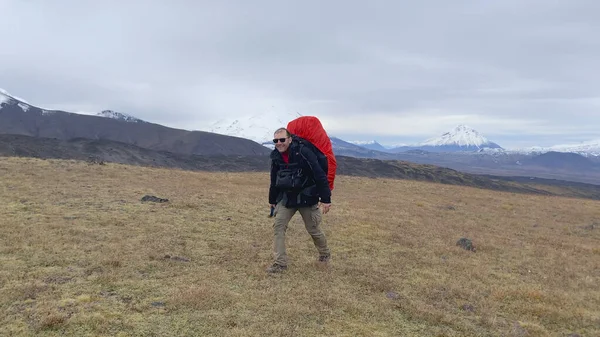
[381, 142, 410, 149]
[0, 88, 31, 105]
[96, 110, 145, 123]
[262, 143, 276, 150]
[0, 89, 13, 105]
[1, 89, 35, 113]
[0, 88, 19, 104]
[17, 103, 30, 112]
[476, 147, 506, 153]
[208, 111, 303, 144]
[348, 140, 378, 145]
[1, 87, 58, 115]
[41, 109, 56, 115]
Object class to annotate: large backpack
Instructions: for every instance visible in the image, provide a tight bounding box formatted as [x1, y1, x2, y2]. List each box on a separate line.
[287, 116, 337, 191]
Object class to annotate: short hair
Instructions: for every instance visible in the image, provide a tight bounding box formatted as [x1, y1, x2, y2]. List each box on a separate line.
[274, 127, 291, 137]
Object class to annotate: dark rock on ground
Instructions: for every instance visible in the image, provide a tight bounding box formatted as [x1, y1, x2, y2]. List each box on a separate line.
[456, 238, 476, 252]
[141, 195, 168, 203]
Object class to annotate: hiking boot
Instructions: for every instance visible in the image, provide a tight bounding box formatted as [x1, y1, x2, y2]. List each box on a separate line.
[318, 254, 331, 263]
[266, 263, 287, 273]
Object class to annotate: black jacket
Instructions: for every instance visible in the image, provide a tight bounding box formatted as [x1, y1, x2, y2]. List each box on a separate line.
[269, 139, 331, 207]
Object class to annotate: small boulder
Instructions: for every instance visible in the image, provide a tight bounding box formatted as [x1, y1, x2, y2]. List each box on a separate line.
[456, 237, 476, 252]
[141, 195, 169, 203]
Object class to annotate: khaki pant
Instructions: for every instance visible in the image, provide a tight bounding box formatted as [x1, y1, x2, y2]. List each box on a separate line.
[273, 201, 330, 266]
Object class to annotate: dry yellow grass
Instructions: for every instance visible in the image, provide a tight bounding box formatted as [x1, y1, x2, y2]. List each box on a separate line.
[0, 157, 598, 336]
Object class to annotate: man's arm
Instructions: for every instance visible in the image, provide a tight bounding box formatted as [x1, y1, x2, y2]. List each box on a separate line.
[300, 146, 331, 204]
[268, 161, 279, 205]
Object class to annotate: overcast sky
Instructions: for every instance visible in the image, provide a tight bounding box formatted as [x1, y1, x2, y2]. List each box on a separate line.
[1, 0, 599, 148]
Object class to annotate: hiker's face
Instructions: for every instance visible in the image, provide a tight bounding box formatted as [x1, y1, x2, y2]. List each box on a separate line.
[273, 131, 291, 152]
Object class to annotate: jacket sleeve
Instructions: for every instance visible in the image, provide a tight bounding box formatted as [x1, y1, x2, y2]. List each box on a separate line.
[268, 161, 279, 204]
[300, 146, 331, 203]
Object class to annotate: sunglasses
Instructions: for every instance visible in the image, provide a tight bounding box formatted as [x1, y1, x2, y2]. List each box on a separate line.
[272, 138, 288, 143]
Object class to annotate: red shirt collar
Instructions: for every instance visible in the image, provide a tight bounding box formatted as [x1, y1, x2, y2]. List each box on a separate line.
[281, 150, 289, 163]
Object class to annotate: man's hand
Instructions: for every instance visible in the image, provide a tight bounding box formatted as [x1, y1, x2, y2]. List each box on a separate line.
[320, 202, 331, 214]
[268, 204, 276, 218]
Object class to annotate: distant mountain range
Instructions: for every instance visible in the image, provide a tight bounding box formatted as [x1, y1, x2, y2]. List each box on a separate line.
[4, 133, 600, 200]
[203, 109, 600, 158]
[2, 87, 600, 185]
[328, 125, 600, 185]
[289, 122, 600, 184]
[346, 125, 600, 158]
[0, 88, 270, 156]
[521, 151, 599, 171]
[345, 125, 599, 157]
[205, 115, 505, 153]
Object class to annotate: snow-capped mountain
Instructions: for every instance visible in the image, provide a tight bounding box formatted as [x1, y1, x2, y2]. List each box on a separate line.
[96, 110, 145, 123]
[0, 87, 270, 156]
[386, 125, 503, 153]
[347, 125, 503, 153]
[207, 111, 303, 146]
[0, 88, 31, 106]
[420, 125, 502, 149]
[1, 88, 56, 115]
[1, 88, 145, 122]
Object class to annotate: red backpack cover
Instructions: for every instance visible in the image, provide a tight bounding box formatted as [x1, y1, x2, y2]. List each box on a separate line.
[287, 116, 337, 191]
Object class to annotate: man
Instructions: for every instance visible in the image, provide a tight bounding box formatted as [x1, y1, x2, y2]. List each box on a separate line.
[267, 127, 331, 273]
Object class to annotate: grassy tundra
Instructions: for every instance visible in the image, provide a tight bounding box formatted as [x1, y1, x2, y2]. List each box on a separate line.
[0, 157, 598, 336]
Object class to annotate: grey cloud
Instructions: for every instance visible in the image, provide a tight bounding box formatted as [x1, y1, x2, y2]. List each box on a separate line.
[1, 0, 599, 148]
